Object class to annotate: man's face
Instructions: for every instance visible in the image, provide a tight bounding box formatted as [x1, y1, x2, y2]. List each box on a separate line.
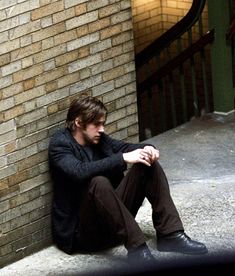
[81, 115, 106, 145]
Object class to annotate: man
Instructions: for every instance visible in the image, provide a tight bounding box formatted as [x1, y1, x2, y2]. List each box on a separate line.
[48, 96, 207, 264]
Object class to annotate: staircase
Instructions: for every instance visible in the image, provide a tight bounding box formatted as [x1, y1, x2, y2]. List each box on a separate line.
[135, 0, 215, 140]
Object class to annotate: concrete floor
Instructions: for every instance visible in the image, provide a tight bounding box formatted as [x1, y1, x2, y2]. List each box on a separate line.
[1, 112, 235, 275]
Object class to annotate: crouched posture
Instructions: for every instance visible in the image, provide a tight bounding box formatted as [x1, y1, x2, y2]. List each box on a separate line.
[48, 96, 207, 263]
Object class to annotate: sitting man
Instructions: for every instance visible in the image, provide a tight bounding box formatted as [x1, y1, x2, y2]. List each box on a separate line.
[48, 96, 207, 264]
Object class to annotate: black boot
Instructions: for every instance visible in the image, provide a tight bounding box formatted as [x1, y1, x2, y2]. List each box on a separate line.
[127, 243, 156, 264]
[157, 231, 208, 255]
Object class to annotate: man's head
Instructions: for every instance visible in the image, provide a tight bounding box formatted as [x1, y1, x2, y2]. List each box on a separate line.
[66, 96, 107, 145]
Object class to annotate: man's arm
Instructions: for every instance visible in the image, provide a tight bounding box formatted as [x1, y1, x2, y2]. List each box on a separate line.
[103, 134, 160, 166]
[49, 137, 126, 183]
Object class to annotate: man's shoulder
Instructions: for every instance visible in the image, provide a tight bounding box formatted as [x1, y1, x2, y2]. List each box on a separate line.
[49, 128, 72, 146]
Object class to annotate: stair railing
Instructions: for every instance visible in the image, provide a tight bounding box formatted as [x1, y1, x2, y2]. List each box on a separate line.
[135, 0, 215, 140]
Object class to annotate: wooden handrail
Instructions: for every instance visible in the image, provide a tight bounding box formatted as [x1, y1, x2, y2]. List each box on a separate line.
[137, 29, 215, 93]
[135, 0, 206, 67]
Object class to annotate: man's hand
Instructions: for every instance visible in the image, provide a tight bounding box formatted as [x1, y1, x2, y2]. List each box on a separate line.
[143, 146, 159, 163]
[123, 146, 159, 167]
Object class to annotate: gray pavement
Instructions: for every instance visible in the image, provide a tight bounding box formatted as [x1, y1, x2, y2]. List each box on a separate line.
[1, 112, 235, 275]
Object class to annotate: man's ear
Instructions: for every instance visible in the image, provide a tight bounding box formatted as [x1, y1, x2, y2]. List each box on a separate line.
[74, 117, 82, 128]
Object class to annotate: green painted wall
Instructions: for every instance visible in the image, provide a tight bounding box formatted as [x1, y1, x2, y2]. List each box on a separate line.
[208, 0, 235, 113]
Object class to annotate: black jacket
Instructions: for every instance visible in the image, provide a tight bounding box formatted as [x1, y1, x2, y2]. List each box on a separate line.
[48, 128, 147, 253]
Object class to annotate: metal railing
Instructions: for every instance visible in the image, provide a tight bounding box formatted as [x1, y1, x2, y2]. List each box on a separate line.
[135, 0, 215, 140]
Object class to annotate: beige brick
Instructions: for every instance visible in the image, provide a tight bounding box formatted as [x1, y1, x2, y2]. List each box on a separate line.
[0, 0, 16, 10]
[42, 37, 54, 50]
[0, 179, 8, 192]
[47, 104, 59, 115]
[7, 144, 39, 166]
[111, 10, 132, 25]
[75, 4, 87, 16]
[106, 107, 126, 124]
[126, 102, 138, 115]
[0, 165, 17, 181]
[5, 0, 40, 18]
[87, 0, 109, 11]
[34, 44, 66, 64]
[4, 142, 17, 154]
[15, 108, 47, 127]
[57, 71, 80, 89]
[0, 75, 12, 89]
[112, 31, 132, 46]
[22, 57, 34, 69]
[0, 119, 15, 135]
[105, 121, 117, 134]
[18, 151, 48, 171]
[0, 54, 10, 67]
[76, 25, 89, 38]
[111, 128, 128, 140]
[55, 50, 79, 66]
[45, 81, 58, 93]
[13, 64, 43, 83]
[9, 20, 41, 40]
[127, 123, 139, 137]
[23, 79, 35, 91]
[2, 83, 23, 99]
[20, 173, 49, 193]
[66, 11, 98, 30]
[117, 114, 137, 129]
[99, 4, 120, 18]
[9, 187, 40, 208]
[36, 87, 69, 107]
[101, 45, 123, 61]
[92, 80, 114, 97]
[54, 29, 77, 45]
[11, 42, 42, 62]
[32, 22, 66, 43]
[64, 0, 88, 9]
[14, 86, 45, 105]
[35, 66, 67, 86]
[53, 7, 75, 24]
[0, 130, 17, 146]
[67, 33, 99, 51]
[114, 52, 134, 67]
[88, 17, 110, 32]
[91, 59, 113, 75]
[102, 87, 126, 103]
[31, 1, 64, 20]
[102, 66, 124, 82]
[100, 24, 122, 40]
[0, 16, 18, 33]
[43, 60, 55, 71]
[68, 54, 101, 73]
[8, 170, 28, 188]
[70, 74, 102, 94]
[18, 130, 48, 149]
[0, 97, 15, 112]
[0, 156, 7, 169]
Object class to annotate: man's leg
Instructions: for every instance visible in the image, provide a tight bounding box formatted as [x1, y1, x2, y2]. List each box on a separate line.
[116, 161, 208, 255]
[74, 176, 146, 252]
[116, 161, 184, 235]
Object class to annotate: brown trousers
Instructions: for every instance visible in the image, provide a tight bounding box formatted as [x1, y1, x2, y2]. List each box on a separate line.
[74, 161, 184, 252]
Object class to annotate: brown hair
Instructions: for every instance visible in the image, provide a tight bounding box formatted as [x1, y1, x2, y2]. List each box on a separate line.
[66, 96, 107, 131]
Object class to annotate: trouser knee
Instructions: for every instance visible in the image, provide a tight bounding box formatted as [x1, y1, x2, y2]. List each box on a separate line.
[89, 176, 114, 197]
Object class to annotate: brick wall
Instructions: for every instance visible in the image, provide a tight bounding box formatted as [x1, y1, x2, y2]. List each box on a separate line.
[131, 0, 209, 54]
[0, 0, 138, 267]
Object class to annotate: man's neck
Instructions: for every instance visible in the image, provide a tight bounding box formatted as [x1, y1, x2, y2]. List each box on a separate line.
[71, 130, 85, 146]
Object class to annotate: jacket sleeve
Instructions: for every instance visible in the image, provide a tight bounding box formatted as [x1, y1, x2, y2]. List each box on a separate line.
[103, 133, 153, 153]
[48, 135, 126, 183]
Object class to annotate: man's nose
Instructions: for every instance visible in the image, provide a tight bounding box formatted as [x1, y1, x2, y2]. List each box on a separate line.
[98, 125, 105, 133]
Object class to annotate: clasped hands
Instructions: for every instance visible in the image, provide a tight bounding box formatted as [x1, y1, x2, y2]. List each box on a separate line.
[123, 146, 159, 167]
